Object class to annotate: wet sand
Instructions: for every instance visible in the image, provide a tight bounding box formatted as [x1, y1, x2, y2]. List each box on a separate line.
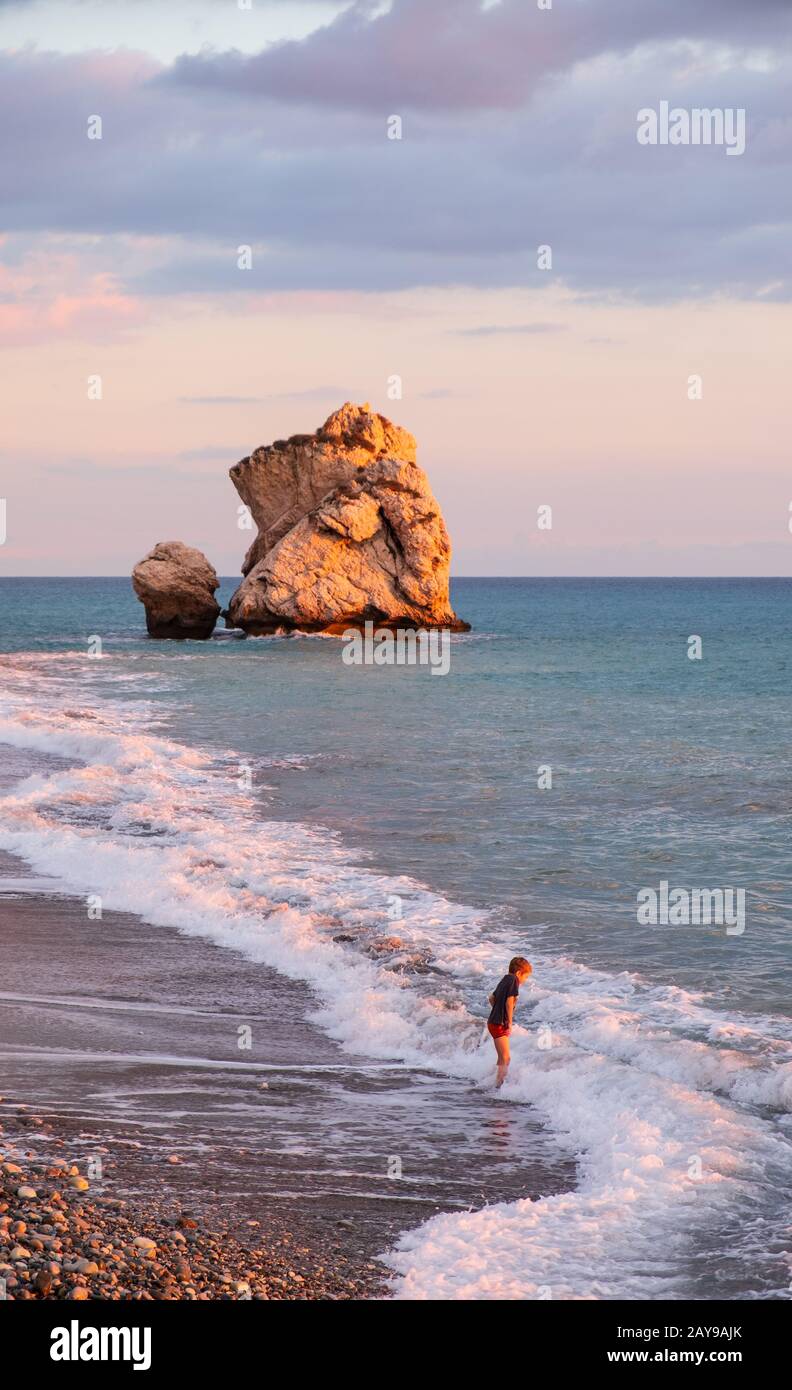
[0, 851, 574, 1298]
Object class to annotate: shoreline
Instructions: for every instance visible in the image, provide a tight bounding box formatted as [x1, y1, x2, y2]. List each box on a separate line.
[0, 1109, 385, 1300]
[2, 624, 790, 1299]
[0, 856, 574, 1302]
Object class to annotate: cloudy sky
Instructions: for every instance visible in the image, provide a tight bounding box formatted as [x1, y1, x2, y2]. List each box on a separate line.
[1, 0, 791, 575]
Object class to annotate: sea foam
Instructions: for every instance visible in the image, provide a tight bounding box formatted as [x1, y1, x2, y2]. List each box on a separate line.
[1, 652, 790, 1299]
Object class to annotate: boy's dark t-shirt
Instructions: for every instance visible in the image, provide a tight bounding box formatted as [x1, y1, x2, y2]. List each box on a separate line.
[488, 972, 520, 1028]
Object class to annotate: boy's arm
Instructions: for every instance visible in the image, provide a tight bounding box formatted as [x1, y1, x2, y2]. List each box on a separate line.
[488, 992, 496, 1006]
[506, 995, 516, 1025]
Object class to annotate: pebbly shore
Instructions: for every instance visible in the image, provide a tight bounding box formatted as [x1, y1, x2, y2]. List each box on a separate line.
[0, 1108, 387, 1301]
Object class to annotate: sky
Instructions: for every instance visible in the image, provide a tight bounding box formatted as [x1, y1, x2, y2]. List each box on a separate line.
[1, 0, 791, 577]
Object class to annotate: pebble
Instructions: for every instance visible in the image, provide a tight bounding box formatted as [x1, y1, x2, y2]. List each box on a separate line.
[0, 1114, 385, 1303]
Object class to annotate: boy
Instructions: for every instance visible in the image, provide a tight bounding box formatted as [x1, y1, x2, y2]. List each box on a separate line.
[487, 956, 532, 1088]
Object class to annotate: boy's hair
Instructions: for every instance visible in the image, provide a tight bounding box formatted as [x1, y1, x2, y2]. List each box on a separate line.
[509, 956, 532, 975]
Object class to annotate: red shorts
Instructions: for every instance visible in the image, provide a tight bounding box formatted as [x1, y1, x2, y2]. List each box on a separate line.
[488, 1023, 511, 1039]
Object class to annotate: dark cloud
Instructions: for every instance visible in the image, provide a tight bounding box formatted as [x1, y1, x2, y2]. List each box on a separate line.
[261, 385, 353, 399]
[175, 446, 244, 462]
[456, 323, 568, 336]
[419, 388, 470, 399]
[1, 5, 791, 303]
[181, 395, 262, 405]
[163, 0, 792, 113]
[180, 388, 348, 404]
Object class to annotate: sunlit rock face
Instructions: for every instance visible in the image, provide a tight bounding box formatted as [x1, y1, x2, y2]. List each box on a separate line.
[226, 403, 468, 635]
[229, 401, 418, 576]
[132, 541, 220, 640]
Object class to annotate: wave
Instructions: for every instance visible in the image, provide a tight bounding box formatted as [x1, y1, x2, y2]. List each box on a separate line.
[0, 651, 790, 1299]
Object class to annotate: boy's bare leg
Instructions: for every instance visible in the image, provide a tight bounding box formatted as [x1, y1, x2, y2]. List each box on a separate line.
[494, 1035, 510, 1088]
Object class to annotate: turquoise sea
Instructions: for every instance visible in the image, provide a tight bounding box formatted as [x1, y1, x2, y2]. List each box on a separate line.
[1, 577, 790, 1299]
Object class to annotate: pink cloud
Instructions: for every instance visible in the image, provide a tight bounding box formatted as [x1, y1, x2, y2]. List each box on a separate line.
[48, 274, 142, 331]
[0, 261, 143, 347]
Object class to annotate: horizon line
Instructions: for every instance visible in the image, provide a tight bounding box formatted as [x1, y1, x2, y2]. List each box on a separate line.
[1, 574, 790, 583]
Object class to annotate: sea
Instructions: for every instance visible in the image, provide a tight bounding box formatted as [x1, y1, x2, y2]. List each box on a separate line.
[0, 576, 790, 1300]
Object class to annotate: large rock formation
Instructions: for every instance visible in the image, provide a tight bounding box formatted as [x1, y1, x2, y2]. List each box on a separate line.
[226, 403, 468, 634]
[231, 400, 418, 576]
[132, 542, 220, 639]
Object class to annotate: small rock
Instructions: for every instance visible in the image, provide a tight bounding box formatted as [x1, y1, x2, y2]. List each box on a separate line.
[132, 542, 222, 640]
